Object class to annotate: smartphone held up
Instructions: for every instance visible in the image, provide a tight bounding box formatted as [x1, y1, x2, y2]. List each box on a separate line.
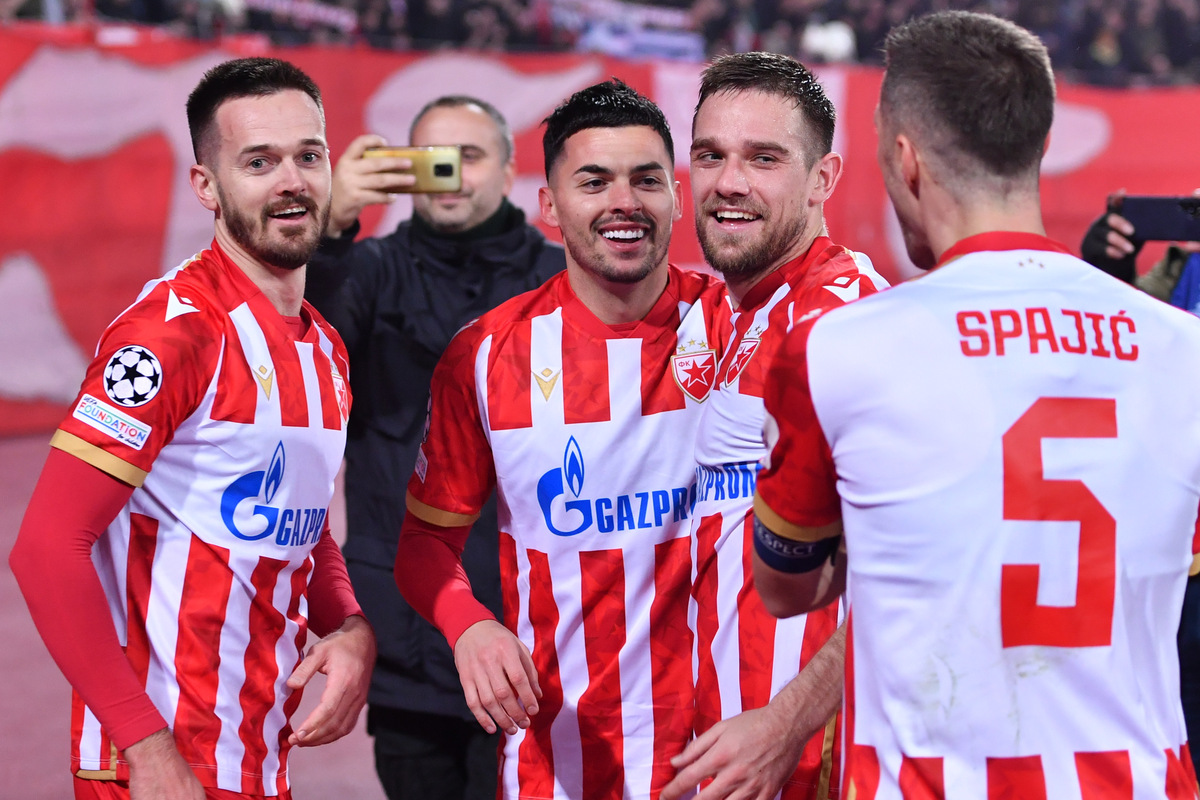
[363, 146, 463, 194]
[1111, 195, 1200, 242]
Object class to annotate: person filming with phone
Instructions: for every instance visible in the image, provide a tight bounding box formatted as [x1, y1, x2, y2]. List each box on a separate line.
[303, 96, 564, 800]
[1080, 188, 1200, 778]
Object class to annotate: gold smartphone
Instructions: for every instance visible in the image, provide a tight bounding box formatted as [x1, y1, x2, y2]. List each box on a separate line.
[362, 146, 463, 193]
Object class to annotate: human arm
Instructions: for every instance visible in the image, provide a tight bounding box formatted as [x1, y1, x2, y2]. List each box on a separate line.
[1079, 206, 1141, 282]
[325, 133, 415, 238]
[286, 528, 375, 746]
[395, 508, 541, 735]
[661, 625, 845, 800]
[8, 448, 203, 798]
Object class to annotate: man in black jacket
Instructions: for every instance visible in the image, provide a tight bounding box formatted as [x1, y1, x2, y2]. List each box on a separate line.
[305, 95, 564, 800]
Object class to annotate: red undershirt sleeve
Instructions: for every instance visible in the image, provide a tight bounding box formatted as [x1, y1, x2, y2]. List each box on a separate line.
[306, 526, 363, 638]
[394, 513, 492, 650]
[8, 448, 168, 751]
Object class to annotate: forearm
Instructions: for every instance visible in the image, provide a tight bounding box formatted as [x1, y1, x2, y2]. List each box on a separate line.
[306, 527, 363, 637]
[9, 449, 167, 749]
[395, 513, 493, 649]
[769, 623, 846, 742]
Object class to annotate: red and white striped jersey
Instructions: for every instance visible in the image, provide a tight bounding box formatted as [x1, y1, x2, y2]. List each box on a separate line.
[757, 233, 1200, 800]
[408, 266, 727, 800]
[691, 239, 887, 800]
[51, 242, 350, 796]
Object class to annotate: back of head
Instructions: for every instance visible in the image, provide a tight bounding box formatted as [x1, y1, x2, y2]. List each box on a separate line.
[880, 11, 1054, 184]
[187, 57, 323, 166]
[695, 51, 835, 164]
[410, 95, 514, 163]
[542, 79, 673, 179]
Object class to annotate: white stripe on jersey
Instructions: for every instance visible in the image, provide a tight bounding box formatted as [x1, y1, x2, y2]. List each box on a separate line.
[529, 309, 566, 428]
[608, 338, 643, 422]
[214, 551, 256, 789]
[79, 707, 105, 771]
[296, 341, 325, 431]
[229, 303, 280, 427]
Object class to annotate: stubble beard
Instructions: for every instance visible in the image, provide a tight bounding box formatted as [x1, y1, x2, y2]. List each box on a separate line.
[697, 207, 806, 279]
[568, 217, 663, 285]
[220, 189, 330, 271]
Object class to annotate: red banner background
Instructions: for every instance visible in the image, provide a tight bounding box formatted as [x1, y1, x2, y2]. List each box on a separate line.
[3, 22, 1198, 435]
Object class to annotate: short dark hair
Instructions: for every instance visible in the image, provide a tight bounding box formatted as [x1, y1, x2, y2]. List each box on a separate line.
[187, 57, 323, 165]
[880, 11, 1054, 180]
[542, 79, 674, 179]
[696, 51, 835, 164]
[411, 95, 514, 164]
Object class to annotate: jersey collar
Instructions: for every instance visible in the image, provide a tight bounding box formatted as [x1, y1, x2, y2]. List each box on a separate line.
[936, 231, 1073, 267]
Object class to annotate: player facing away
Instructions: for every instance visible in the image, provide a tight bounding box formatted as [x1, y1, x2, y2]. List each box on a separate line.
[662, 52, 888, 800]
[752, 11, 1200, 800]
[9, 58, 374, 800]
[394, 80, 729, 800]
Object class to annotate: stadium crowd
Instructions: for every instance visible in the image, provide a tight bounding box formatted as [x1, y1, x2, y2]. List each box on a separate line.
[2, 0, 1198, 86]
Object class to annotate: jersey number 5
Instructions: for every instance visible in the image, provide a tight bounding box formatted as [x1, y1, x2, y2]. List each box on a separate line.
[1001, 396, 1117, 648]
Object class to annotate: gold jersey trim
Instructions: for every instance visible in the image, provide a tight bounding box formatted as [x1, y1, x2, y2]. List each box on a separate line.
[406, 492, 480, 528]
[51, 430, 146, 488]
[752, 493, 838, 543]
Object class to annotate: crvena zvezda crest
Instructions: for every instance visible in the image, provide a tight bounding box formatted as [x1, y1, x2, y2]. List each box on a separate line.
[723, 338, 760, 386]
[672, 349, 716, 402]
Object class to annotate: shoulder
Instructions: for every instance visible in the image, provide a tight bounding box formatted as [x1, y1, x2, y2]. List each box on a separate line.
[809, 243, 890, 293]
[445, 271, 567, 355]
[670, 264, 725, 302]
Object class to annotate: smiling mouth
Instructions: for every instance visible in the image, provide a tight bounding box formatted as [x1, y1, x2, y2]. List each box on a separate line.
[714, 210, 761, 224]
[268, 202, 310, 221]
[601, 229, 646, 241]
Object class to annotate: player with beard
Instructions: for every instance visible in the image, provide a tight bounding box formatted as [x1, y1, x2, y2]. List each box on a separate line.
[661, 52, 887, 800]
[10, 57, 375, 800]
[394, 80, 728, 799]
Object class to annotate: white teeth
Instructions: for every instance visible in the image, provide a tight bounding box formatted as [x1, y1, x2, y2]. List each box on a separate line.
[273, 206, 305, 217]
[602, 229, 645, 240]
[716, 211, 757, 221]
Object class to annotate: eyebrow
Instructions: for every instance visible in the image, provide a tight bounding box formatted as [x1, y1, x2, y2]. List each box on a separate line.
[238, 137, 327, 157]
[690, 137, 791, 156]
[573, 161, 668, 176]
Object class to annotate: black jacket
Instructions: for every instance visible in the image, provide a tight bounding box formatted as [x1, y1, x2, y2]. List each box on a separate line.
[305, 199, 565, 718]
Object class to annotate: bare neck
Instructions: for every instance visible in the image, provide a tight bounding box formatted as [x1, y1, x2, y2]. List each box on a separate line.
[925, 185, 1046, 265]
[566, 263, 670, 326]
[214, 226, 306, 317]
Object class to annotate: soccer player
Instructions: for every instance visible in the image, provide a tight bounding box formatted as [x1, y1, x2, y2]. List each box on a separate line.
[305, 96, 564, 800]
[394, 79, 727, 799]
[754, 11, 1200, 798]
[9, 58, 375, 800]
[662, 52, 888, 800]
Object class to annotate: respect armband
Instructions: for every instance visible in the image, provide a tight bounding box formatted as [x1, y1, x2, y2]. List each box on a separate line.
[752, 515, 840, 574]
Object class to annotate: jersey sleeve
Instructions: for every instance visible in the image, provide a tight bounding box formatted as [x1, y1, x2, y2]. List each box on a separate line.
[52, 281, 220, 487]
[754, 317, 842, 540]
[405, 322, 496, 526]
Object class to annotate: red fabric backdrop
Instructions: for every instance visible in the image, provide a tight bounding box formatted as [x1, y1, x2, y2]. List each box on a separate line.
[2, 22, 1197, 435]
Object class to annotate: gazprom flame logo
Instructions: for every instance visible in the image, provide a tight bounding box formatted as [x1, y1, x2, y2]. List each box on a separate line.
[221, 443, 286, 541]
[537, 437, 593, 536]
[564, 437, 585, 497]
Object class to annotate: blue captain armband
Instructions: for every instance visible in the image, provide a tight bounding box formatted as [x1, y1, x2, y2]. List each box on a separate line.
[753, 515, 840, 574]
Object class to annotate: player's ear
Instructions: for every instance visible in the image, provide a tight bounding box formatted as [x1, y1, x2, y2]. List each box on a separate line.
[811, 151, 843, 205]
[897, 134, 920, 198]
[672, 179, 683, 222]
[190, 164, 220, 213]
[539, 185, 560, 229]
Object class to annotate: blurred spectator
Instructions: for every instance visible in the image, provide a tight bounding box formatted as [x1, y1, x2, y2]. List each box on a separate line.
[20, 0, 1200, 87]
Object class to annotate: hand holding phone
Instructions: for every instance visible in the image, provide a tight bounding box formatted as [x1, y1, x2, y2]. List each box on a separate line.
[1109, 195, 1200, 242]
[362, 146, 463, 194]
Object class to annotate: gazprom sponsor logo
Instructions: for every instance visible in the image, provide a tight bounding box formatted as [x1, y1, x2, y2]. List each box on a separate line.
[694, 461, 760, 504]
[536, 436, 696, 537]
[72, 393, 152, 450]
[220, 442, 326, 546]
